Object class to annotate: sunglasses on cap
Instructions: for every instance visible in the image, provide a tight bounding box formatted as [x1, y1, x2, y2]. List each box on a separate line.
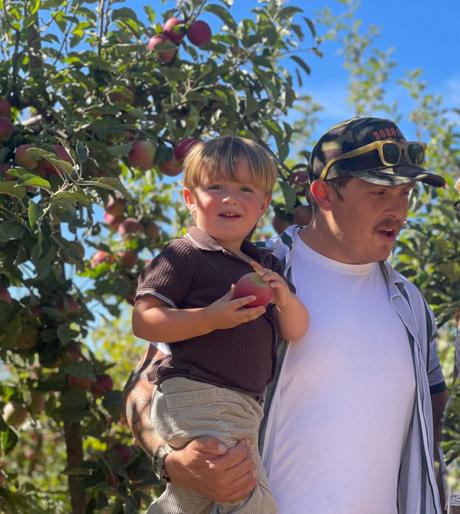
[319, 140, 427, 181]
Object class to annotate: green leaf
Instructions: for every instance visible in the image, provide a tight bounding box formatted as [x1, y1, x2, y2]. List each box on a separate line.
[1, 426, 18, 454]
[76, 142, 89, 166]
[112, 7, 138, 22]
[18, 174, 51, 189]
[205, 4, 237, 30]
[28, 200, 43, 227]
[0, 182, 26, 200]
[107, 143, 133, 157]
[290, 55, 311, 75]
[279, 6, 304, 19]
[53, 190, 92, 207]
[279, 180, 297, 211]
[304, 16, 317, 38]
[46, 157, 74, 176]
[0, 220, 26, 243]
[84, 177, 130, 199]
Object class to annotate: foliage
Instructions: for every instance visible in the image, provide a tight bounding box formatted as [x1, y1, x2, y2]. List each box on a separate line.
[0, 0, 319, 511]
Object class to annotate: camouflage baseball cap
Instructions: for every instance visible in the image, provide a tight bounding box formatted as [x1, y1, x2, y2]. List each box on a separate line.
[307, 117, 445, 187]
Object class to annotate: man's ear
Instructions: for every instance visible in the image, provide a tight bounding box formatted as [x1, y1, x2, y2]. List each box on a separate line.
[310, 180, 333, 211]
[183, 187, 196, 213]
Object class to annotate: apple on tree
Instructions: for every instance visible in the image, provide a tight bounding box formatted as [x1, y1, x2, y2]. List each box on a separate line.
[158, 155, 182, 176]
[0, 287, 12, 304]
[163, 17, 185, 43]
[104, 212, 123, 232]
[128, 140, 155, 170]
[0, 117, 14, 143]
[174, 137, 201, 162]
[91, 374, 114, 397]
[117, 250, 137, 268]
[233, 272, 274, 307]
[105, 195, 126, 217]
[67, 374, 94, 391]
[15, 144, 39, 170]
[13, 315, 40, 351]
[118, 218, 145, 238]
[292, 205, 312, 226]
[90, 250, 113, 268]
[0, 98, 11, 118]
[147, 34, 177, 64]
[187, 20, 212, 47]
[57, 295, 80, 316]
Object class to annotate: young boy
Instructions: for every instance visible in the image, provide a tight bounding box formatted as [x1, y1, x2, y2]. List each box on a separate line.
[132, 136, 309, 514]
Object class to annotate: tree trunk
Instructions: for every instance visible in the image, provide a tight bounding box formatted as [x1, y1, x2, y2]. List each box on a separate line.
[64, 421, 86, 514]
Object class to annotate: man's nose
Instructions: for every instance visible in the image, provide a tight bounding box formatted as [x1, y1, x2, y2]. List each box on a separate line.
[384, 194, 409, 219]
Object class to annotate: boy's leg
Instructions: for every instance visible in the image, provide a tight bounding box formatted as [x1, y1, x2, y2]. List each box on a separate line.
[149, 378, 277, 514]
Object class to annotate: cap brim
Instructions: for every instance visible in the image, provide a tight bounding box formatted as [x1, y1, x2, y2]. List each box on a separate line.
[350, 165, 446, 188]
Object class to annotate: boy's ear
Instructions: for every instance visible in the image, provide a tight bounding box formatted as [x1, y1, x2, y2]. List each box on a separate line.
[261, 193, 272, 214]
[183, 188, 196, 213]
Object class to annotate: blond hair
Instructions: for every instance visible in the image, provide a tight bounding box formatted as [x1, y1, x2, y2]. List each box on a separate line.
[183, 136, 277, 194]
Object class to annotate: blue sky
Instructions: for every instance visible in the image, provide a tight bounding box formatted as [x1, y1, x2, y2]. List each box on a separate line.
[141, 0, 460, 140]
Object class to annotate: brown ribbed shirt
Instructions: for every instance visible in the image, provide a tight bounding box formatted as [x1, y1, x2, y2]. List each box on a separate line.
[135, 226, 285, 398]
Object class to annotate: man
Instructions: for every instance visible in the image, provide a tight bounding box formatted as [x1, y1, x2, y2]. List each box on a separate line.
[123, 117, 449, 514]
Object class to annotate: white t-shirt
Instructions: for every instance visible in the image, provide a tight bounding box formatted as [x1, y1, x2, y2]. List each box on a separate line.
[263, 236, 416, 514]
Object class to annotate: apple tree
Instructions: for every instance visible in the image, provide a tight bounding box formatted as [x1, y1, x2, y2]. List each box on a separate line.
[0, 0, 320, 511]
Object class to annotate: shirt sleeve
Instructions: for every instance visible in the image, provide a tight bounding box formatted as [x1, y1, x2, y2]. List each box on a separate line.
[426, 306, 447, 394]
[135, 239, 195, 308]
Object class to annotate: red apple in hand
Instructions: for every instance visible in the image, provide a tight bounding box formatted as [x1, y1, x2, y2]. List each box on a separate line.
[233, 272, 273, 307]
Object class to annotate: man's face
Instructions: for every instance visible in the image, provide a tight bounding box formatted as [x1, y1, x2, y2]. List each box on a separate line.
[324, 178, 414, 264]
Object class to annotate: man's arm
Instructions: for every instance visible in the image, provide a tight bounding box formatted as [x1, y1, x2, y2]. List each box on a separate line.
[431, 389, 449, 514]
[431, 389, 448, 453]
[121, 345, 257, 503]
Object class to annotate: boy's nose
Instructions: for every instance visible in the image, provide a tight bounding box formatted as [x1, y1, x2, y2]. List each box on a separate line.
[222, 191, 238, 204]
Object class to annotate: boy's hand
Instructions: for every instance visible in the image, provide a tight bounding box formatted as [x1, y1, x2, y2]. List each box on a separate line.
[250, 260, 294, 309]
[205, 285, 266, 331]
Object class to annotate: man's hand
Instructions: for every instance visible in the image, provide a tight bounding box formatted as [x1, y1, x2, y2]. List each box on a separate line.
[204, 287, 266, 332]
[166, 437, 257, 504]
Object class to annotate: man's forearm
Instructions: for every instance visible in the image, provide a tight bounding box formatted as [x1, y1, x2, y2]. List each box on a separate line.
[121, 345, 164, 456]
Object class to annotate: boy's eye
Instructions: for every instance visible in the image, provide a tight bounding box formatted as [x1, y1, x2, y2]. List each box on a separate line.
[206, 184, 222, 190]
[241, 186, 255, 192]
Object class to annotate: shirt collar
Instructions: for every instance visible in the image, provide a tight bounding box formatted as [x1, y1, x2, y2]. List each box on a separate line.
[184, 225, 270, 261]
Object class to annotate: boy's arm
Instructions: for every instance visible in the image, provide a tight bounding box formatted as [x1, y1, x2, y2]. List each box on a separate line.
[121, 347, 257, 503]
[132, 291, 266, 343]
[277, 294, 310, 342]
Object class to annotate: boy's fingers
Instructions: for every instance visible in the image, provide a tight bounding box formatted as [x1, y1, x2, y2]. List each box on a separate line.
[230, 295, 256, 309]
[249, 260, 266, 274]
[220, 286, 235, 302]
[237, 305, 265, 321]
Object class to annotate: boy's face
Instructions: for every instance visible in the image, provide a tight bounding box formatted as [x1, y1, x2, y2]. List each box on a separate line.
[183, 158, 271, 252]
